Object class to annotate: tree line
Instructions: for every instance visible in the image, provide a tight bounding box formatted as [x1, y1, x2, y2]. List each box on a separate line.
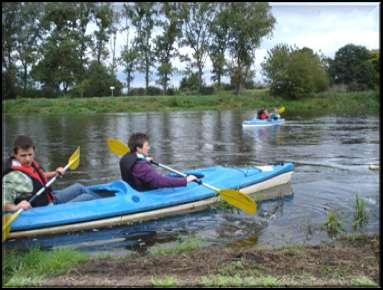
[263, 44, 379, 99]
[2, 2, 379, 100]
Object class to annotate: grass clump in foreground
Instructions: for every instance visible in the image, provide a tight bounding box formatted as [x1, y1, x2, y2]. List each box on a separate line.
[3, 247, 88, 287]
[149, 234, 207, 256]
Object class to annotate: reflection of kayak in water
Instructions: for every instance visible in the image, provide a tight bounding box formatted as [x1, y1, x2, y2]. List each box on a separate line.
[368, 164, 379, 170]
[6, 163, 294, 239]
[242, 118, 285, 127]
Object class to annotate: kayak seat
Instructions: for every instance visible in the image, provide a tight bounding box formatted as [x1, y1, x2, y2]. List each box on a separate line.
[91, 189, 118, 198]
[87, 180, 132, 197]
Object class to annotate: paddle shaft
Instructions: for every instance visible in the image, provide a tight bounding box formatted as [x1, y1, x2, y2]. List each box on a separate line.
[150, 160, 257, 214]
[31, 162, 71, 203]
[150, 160, 221, 193]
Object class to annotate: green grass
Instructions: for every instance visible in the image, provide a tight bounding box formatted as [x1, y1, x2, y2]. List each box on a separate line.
[218, 259, 267, 278]
[2, 233, 378, 287]
[151, 275, 178, 287]
[148, 235, 207, 256]
[351, 276, 378, 287]
[3, 247, 89, 287]
[3, 89, 379, 115]
[200, 274, 280, 287]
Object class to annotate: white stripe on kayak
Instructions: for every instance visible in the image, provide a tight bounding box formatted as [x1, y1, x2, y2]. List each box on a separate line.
[255, 165, 274, 172]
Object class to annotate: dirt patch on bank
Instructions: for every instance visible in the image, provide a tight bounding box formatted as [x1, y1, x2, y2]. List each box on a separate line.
[45, 234, 380, 287]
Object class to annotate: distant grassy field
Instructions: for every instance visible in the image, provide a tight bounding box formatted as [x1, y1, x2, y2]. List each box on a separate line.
[3, 89, 379, 116]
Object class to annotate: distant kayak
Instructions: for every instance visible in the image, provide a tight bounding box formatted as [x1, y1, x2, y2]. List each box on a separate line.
[242, 118, 285, 127]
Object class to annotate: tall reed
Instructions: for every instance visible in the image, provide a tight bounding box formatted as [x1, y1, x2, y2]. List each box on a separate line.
[352, 194, 369, 231]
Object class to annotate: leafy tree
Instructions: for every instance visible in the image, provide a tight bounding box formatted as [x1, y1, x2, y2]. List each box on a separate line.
[179, 3, 215, 91]
[368, 49, 380, 89]
[262, 45, 329, 99]
[330, 44, 376, 90]
[125, 2, 157, 94]
[179, 71, 200, 93]
[32, 2, 84, 95]
[287, 47, 329, 98]
[120, 3, 138, 95]
[15, 3, 44, 96]
[27, 2, 95, 96]
[2, 2, 22, 99]
[155, 2, 183, 95]
[77, 3, 95, 78]
[93, 3, 113, 65]
[120, 43, 138, 96]
[209, 3, 228, 88]
[71, 61, 122, 97]
[261, 43, 291, 93]
[108, 4, 121, 77]
[220, 3, 275, 94]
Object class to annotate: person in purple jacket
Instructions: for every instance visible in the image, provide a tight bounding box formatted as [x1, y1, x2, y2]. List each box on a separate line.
[119, 133, 198, 191]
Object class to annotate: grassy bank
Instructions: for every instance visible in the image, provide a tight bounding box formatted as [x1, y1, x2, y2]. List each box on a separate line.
[3, 233, 379, 287]
[3, 89, 379, 116]
[2, 248, 88, 287]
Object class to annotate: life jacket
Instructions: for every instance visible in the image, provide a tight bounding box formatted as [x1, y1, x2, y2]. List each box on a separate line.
[259, 111, 269, 120]
[119, 152, 140, 190]
[2, 158, 54, 207]
[120, 152, 154, 191]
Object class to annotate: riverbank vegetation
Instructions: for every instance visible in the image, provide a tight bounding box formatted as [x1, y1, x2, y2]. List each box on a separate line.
[3, 3, 379, 102]
[3, 233, 379, 287]
[3, 89, 379, 116]
[2, 193, 378, 287]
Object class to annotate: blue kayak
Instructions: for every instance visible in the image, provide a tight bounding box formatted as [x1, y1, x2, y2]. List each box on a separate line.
[242, 118, 285, 127]
[7, 163, 294, 238]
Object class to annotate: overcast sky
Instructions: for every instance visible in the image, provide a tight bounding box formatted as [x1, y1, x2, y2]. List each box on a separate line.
[111, 2, 380, 88]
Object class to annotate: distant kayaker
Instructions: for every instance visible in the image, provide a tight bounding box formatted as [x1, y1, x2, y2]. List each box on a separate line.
[257, 108, 269, 120]
[2, 135, 100, 211]
[268, 107, 281, 120]
[120, 132, 198, 191]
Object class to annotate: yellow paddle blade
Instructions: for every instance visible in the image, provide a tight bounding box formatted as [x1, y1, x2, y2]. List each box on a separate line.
[277, 106, 285, 114]
[68, 146, 80, 170]
[107, 138, 130, 157]
[2, 226, 10, 242]
[2, 213, 20, 242]
[218, 189, 257, 214]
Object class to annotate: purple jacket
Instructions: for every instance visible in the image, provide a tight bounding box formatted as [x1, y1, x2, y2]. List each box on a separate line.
[131, 160, 187, 191]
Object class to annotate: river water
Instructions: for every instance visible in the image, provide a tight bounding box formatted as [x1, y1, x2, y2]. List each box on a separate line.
[3, 110, 380, 254]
